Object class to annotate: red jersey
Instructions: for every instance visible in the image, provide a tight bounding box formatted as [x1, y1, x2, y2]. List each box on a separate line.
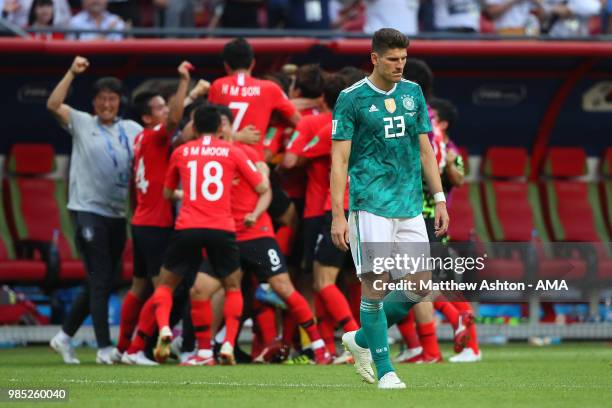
[208, 73, 296, 153]
[132, 124, 174, 227]
[278, 107, 321, 200]
[165, 136, 263, 231]
[300, 123, 349, 212]
[286, 112, 332, 156]
[231, 143, 275, 241]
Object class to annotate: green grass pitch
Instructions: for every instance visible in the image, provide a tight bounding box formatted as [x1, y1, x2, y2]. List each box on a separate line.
[1, 343, 611, 407]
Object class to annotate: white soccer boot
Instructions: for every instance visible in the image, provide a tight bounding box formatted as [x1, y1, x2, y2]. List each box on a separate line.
[121, 350, 159, 366]
[378, 371, 406, 390]
[395, 347, 423, 363]
[96, 346, 121, 365]
[341, 331, 375, 384]
[50, 331, 80, 364]
[449, 348, 482, 363]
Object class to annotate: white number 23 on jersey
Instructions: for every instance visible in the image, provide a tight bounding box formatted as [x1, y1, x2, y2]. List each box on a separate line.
[383, 116, 405, 139]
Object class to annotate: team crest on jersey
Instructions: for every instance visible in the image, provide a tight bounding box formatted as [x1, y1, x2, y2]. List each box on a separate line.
[402, 95, 415, 111]
[384, 98, 396, 113]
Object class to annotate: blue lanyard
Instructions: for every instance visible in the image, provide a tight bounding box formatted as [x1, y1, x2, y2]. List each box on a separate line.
[97, 120, 132, 168]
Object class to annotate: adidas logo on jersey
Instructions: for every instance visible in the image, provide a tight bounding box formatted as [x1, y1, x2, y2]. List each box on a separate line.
[369, 105, 378, 112]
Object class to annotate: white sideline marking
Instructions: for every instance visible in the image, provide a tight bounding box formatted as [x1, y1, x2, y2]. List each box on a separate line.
[7, 378, 362, 389]
[7, 378, 610, 390]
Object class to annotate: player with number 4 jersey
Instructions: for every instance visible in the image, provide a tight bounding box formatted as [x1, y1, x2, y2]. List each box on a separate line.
[118, 61, 198, 363]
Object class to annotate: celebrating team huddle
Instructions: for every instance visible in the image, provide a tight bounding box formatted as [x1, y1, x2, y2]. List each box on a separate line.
[48, 29, 481, 390]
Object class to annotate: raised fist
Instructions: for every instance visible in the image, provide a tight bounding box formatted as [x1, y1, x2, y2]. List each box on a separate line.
[190, 79, 211, 98]
[178, 61, 194, 80]
[70, 56, 89, 75]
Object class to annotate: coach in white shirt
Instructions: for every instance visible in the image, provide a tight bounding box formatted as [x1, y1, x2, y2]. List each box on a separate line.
[433, 0, 480, 32]
[67, 0, 125, 41]
[363, 0, 420, 35]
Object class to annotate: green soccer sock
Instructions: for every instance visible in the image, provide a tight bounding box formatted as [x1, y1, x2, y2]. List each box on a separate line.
[383, 289, 418, 328]
[355, 298, 394, 380]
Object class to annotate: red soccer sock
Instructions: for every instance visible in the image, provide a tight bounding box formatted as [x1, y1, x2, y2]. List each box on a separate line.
[251, 329, 263, 359]
[454, 301, 480, 353]
[191, 299, 212, 351]
[151, 285, 173, 330]
[254, 301, 277, 344]
[417, 321, 441, 359]
[223, 290, 244, 346]
[397, 310, 420, 349]
[434, 300, 459, 329]
[127, 297, 157, 354]
[285, 290, 323, 345]
[281, 311, 297, 347]
[275, 226, 294, 257]
[315, 293, 336, 355]
[319, 284, 359, 332]
[347, 281, 361, 322]
[117, 291, 144, 352]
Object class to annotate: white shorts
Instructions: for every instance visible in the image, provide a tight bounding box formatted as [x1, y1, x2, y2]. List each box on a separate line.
[348, 210, 430, 278]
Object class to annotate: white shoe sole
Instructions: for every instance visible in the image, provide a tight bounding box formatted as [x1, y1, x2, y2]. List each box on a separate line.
[341, 333, 375, 384]
[50, 339, 80, 364]
[378, 382, 407, 390]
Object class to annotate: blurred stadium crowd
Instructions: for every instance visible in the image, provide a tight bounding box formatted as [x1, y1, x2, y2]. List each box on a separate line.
[1, 0, 611, 39]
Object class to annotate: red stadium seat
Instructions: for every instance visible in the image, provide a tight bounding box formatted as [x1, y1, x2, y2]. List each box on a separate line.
[4, 143, 85, 283]
[541, 147, 612, 280]
[447, 181, 526, 282]
[447, 184, 475, 242]
[482, 147, 532, 241]
[481, 147, 588, 281]
[0, 186, 46, 282]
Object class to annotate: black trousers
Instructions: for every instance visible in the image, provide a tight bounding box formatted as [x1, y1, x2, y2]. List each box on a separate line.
[62, 211, 126, 348]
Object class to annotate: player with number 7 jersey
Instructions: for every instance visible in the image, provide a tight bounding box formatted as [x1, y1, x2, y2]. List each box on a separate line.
[208, 38, 299, 154]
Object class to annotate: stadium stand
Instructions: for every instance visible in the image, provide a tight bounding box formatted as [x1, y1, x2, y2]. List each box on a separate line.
[446, 170, 526, 284]
[3, 143, 85, 284]
[541, 147, 612, 281]
[481, 147, 587, 282]
[0, 184, 46, 282]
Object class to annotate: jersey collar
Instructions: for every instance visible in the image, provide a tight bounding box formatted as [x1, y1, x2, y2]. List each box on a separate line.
[365, 77, 397, 95]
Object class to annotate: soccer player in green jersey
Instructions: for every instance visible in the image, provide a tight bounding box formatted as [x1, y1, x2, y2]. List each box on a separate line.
[330, 28, 449, 389]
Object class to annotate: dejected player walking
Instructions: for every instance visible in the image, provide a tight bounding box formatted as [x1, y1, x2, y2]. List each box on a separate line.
[330, 28, 449, 389]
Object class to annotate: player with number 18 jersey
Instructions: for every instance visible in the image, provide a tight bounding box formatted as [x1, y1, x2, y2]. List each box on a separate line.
[165, 135, 263, 232]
